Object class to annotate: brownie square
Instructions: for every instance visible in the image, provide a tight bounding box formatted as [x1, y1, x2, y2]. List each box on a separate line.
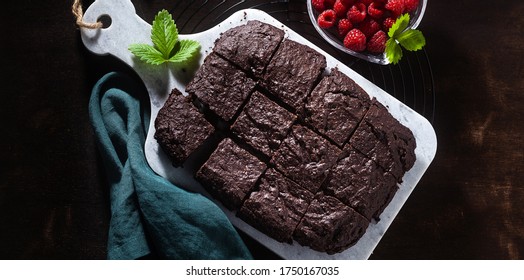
[271, 125, 342, 193]
[196, 138, 266, 210]
[186, 52, 256, 122]
[238, 169, 314, 243]
[349, 98, 417, 181]
[293, 194, 369, 254]
[213, 20, 285, 77]
[263, 39, 326, 113]
[304, 68, 371, 147]
[323, 148, 398, 221]
[231, 91, 296, 157]
[154, 88, 214, 166]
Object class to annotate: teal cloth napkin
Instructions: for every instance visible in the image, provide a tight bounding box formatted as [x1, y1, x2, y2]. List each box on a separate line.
[89, 72, 253, 260]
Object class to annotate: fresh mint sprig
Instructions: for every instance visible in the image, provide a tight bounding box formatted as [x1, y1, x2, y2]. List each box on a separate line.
[385, 14, 426, 64]
[129, 10, 200, 65]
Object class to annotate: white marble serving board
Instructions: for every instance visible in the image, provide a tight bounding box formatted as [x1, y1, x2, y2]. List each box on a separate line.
[81, 0, 437, 260]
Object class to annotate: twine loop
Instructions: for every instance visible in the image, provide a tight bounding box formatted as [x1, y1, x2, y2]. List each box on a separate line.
[72, 0, 103, 29]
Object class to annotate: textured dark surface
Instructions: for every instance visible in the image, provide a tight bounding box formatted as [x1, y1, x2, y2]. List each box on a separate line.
[1, 0, 523, 259]
[304, 68, 371, 147]
[196, 138, 266, 211]
[231, 91, 296, 158]
[293, 194, 369, 255]
[349, 98, 417, 181]
[262, 39, 327, 113]
[270, 125, 342, 194]
[323, 148, 398, 221]
[186, 52, 256, 122]
[213, 20, 284, 77]
[154, 89, 214, 166]
[238, 168, 314, 243]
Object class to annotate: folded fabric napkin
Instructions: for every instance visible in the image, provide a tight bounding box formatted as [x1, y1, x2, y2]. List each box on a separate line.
[89, 72, 253, 259]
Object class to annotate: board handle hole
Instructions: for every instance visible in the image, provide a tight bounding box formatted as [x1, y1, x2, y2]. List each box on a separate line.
[97, 14, 112, 29]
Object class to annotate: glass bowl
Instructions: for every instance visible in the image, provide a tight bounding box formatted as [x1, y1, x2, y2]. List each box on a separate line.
[307, 0, 427, 65]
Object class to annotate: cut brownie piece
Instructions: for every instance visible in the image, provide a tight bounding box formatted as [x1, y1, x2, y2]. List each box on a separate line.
[304, 68, 371, 147]
[154, 88, 214, 166]
[263, 39, 326, 114]
[238, 169, 314, 243]
[231, 91, 296, 158]
[349, 98, 417, 181]
[196, 138, 266, 210]
[323, 148, 398, 221]
[293, 194, 369, 254]
[186, 52, 256, 122]
[213, 20, 285, 77]
[271, 125, 342, 194]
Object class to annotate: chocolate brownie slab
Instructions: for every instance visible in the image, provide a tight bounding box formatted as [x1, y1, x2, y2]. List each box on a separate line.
[271, 125, 342, 194]
[238, 169, 314, 243]
[196, 138, 266, 210]
[231, 91, 296, 158]
[262, 39, 326, 114]
[154, 88, 214, 166]
[293, 194, 369, 254]
[186, 52, 256, 122]
[304, 68, 371, 147]
[349, 98, 416, 181]
[213, 20, 285, 77]
[323, 148, 398, 221]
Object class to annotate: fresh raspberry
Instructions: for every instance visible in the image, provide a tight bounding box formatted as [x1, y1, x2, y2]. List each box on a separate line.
[333, 0, 349, 18]
[368, 2, 385, 20]
[337, 18, 353, 38]
[382, 17, 396, 31]
[404, 0, 419, 13]
[312, 0, 325, 12]
[344, 28, 367, 52]
[385, 0, 406, 17]
[359, 18, 381, 38]
[317, 9, 337, 29]
[347, 3, 367, 24]
[367, 30, 387, 53]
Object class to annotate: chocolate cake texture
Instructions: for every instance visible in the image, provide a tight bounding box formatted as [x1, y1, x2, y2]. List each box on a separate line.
[154, 21, 417, 255]
[195, 138, 266, 211]
[231, 91, 296, 158]
[262, 39, 327, 114]
[213, 20, 285, 77]
[238, 168, 314, 243]
[270, 124, 342, 194]
[154, 88, 214, 166]
[304, 68, 371, 147]
[185, 52, 256, 122]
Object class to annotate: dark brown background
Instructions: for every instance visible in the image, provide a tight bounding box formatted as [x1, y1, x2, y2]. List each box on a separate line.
[1, 0, 522, 259]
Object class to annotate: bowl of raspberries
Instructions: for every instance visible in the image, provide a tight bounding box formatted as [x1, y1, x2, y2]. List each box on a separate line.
[308, 0, 427, 64]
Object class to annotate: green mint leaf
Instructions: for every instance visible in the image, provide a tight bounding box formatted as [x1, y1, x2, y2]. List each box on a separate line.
[151, 10, 178, 59]
[396, 29, 426, 51]
[168, 40, 201, 64]
[129, 44, 166, 65]
[129, 10, 200, 66]
[385, 38, 403, 64]
[388, 13, 410, 38]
